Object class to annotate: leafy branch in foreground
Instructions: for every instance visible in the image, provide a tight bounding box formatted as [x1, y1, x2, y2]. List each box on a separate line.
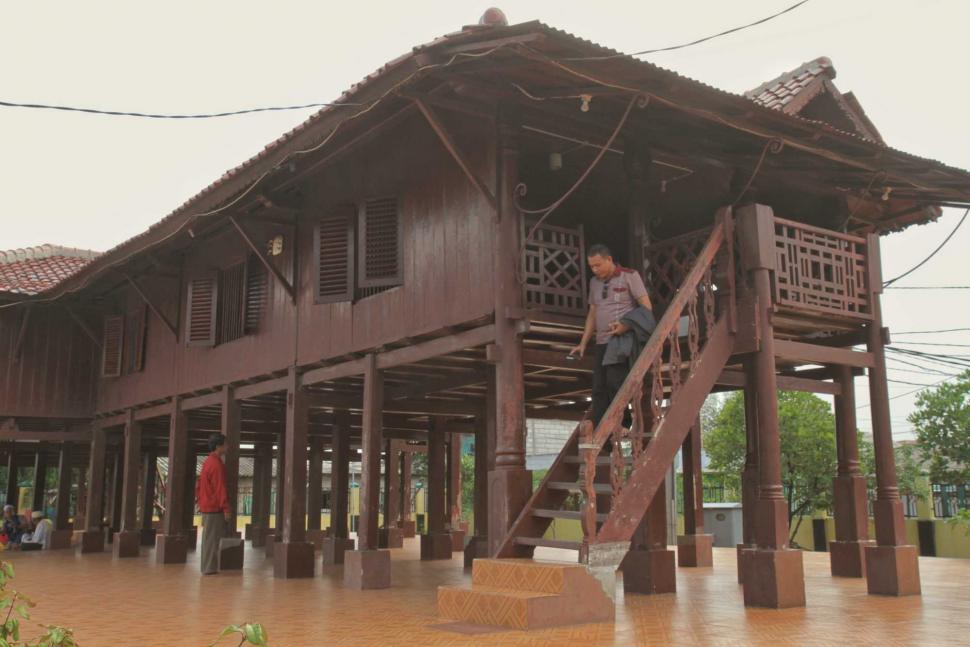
[0, 562, 76, 647]
[209, 623, 268, 647]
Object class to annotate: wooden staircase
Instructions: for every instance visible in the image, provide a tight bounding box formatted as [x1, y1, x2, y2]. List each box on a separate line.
[438, 212, 738, 629]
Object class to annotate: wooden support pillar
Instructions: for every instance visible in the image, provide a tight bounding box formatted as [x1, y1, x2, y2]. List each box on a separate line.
[274, 428, 285, 540]
[307, 436, 324, 532]
[248, 442, 272, 546]
[864, 236, 920, 595]
[447, 433, 466, 551]
[738, 356, 761, 582]
[323, 411, 354, 565]
[379, 440, 402, 549]
[274, 367, 314, 578]
[4, 442, 18, 510]
[737, 204, 805, 608]
[183, 448, 198, 550]
[139, 446, 158, 546]
[677, 418, 714, 567]
[75, 466, 87, 532]
[422, 419, 452, 560]
[464, 404, 492, 567]
[50, 441, 74, 549]
[80, 426, 107, 553]
[156, 399, 188, 564]
[114, 410, 142, 557]
[622, 480, 676, 594]
[830, 365, 873, 577]
[488, 105, 531, 558]
[221, 386, 241, 538]
[108, 450, 125, 538]
[31, 445, 48, 512]
[398, 449, 415, 538]
[345, 354, 391, 589]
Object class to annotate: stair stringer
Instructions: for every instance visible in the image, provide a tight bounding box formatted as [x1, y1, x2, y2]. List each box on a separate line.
[595, 315, 735, 551]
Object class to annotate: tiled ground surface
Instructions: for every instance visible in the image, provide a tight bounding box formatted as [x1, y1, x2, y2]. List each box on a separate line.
[5, 542, 968, 646]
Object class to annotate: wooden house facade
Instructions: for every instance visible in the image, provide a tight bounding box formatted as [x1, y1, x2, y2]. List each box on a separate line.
[3, 12, 970, 624]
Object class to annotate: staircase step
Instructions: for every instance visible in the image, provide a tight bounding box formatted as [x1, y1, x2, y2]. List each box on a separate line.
[532, 509, 608, 522]
[513, 536, 583, 551]
[547, 481, 613, 494]
[438, 559, 615, 630]
[563, 455, 635, 466]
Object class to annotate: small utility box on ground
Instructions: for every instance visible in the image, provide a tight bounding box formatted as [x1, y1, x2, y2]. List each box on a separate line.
[703, 503, 743, 548]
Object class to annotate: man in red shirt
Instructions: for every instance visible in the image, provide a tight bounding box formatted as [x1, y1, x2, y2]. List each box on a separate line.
[196, 433, 231, 575]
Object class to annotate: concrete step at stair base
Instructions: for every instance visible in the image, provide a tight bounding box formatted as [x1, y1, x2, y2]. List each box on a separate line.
[438, 559, 614, 630]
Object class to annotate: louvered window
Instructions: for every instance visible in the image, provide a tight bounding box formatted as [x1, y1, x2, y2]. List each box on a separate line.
[102, 315, 124, 377]
[314, 206, 355, 304]
[186, 275, 217, 346]
[218, 263, 246, 344]
[123, 305, 147, 374]
[358, 197, 401, 289]
[244, 254, 268, 334]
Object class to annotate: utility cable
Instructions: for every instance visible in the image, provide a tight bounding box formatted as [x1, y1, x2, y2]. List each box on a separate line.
[883, 207, 969, 287]
[0, 99, 362, 119]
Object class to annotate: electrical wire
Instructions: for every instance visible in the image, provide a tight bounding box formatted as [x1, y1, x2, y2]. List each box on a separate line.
[0, 99, 362, 119]
[893, 327, 970, 335]
[856, 375, 955, 409]
[885, 285, 970, 290]
[883, 207, 969, 287]
[561, 0, 812, 60]
[891, 341, 970, 348]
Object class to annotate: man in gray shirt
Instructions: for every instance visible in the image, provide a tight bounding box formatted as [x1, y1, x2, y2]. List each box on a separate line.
[571, 244, 653, 426]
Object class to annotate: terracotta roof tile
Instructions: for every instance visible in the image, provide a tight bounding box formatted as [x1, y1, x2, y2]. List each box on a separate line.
[0, 245, 100, 295]
[746, 56, 835, 113]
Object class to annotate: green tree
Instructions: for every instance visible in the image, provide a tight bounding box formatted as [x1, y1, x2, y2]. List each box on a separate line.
[909, 369, 970, 484]
[704, 390, 839, 545]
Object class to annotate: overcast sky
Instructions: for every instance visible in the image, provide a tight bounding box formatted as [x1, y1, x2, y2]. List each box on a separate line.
[2, 0, 968, 439]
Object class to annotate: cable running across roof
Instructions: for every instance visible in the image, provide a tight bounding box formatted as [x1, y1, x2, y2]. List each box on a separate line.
[882, 207, 969, 287]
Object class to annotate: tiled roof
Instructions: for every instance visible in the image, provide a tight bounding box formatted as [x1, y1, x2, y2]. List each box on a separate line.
[746, 56, 835, 113]
[0, 245, 100, 296]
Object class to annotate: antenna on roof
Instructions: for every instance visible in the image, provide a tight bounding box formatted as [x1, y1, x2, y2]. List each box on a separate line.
[479, 7, 508, 26]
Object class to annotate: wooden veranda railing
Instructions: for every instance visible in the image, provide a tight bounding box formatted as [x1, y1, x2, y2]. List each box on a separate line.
[522, 219, 587, 316]
[580, 211, 735, 546]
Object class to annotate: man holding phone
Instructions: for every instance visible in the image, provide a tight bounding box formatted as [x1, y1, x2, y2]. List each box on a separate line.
[571, 244, 653, 426]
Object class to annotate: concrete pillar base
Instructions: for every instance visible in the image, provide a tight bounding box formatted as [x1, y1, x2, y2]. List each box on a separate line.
[621, 548, 677, 595]
[487, 468, 532, 556]
[112, 530, 140, 558]
[736, 543, 754, 583]
[79, 529, 105, 554]
[450, 529, 466, 552]
[273, 541, 315, 579]
[49, 529, 73, 550]
[321, 537, 355, 565]
[248, 526, 268, 547]
[183, 526, 198, 551]
[741, 547, 806, 608]
[676, 534, 714, 567]
[155, 533, 188, 564]
[830, 539, 875, 578]
[463, 535, 489, 569]
[139, 528, 157, 547]
[865, 544, 921, 596]
[306, 528, 328, 550]
[219, 537, 244, 570]
[398, 519, 416, 538]
[378, 527, 404, 549]
[421, 532, 453, 560]
[264, 533, 277, 558]
[344, 549, 391, 590]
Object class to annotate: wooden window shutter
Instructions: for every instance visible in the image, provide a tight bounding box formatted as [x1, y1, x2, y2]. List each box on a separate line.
[244, 254, 268, 334]
[102, 315, 124, 377]
[124, 305, 148, 374]
[315, 206, 355, 303]
[186, 274, 217, 346]
[217, 263, 246, 344]
[358, 197, 401, 289]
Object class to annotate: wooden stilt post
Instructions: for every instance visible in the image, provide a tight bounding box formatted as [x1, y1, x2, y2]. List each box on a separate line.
[447, 432, 466, 551]
[139, 446, 157, 546]
[622, 478, 676, 594]
[400, 449, 415, 537]
[108, 450, 124, 539]
[156, 398, 188, 564]
[830, 366, 873, 577]
[249, 442, 272, 547]
[114, 410, 142, 557]
[737, 204, 805, 608]
[306, 435, 324, 547]
[677, 417, 714, 566]
[80, 425, 107, 553]
[30, 445, 48, 513]
[738, 358, 760, 582]
[345, 354, 391, 589]
[464, 403, 491, 567]
[422, 419, 453, 560]
[379, 440, 402, 548]
[488, 105, 531, 558]
[50, 441, 74, 549]
[864, 235, 921, 595]
[4, 442, 17, 510]
[183, 446, 198, 551]
[221, 386, 241, 538]
[323, 410, 354, 565]
[275, 367, 314, 578]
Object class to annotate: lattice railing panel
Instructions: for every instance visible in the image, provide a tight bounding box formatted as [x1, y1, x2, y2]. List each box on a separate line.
[773, 217, 871, 320]
[522, 219, 587, 315]
[643, 227, 715, 313]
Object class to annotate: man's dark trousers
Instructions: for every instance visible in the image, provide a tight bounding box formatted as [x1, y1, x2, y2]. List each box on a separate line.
[592, 343, 633, 427]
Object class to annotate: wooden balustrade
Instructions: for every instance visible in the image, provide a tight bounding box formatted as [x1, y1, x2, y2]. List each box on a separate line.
[521, 219, 587, 315]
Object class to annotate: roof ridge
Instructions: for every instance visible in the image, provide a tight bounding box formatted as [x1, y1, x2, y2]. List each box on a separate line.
[0, 245, 101, 265]
[745, 56, 835, 100]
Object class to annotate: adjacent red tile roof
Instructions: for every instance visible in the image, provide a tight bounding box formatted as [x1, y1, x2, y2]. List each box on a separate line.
[0, 245, 100, 295]
[746, 56, 835, 113]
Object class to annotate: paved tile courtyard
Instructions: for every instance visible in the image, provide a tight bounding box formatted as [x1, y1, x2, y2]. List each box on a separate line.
[5, 542, 969, 646]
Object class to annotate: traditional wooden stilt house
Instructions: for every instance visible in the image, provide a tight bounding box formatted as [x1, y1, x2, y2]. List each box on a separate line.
[3, 11, 970, 626]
